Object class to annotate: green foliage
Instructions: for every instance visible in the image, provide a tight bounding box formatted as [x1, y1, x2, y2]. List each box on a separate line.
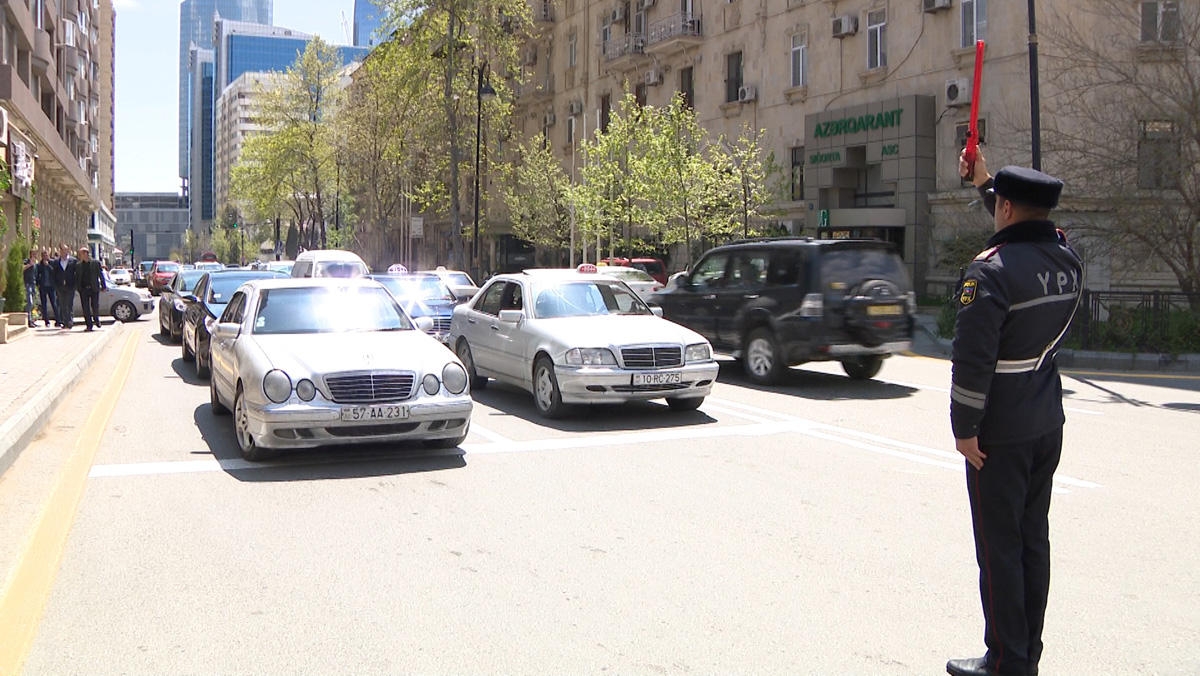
[499, 138, 573, 251]
[3, 238, 28, 312]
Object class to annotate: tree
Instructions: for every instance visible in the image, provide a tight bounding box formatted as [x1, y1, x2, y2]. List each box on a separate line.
[499, 137, 574, 254]
[1041, 0, 1200, 299]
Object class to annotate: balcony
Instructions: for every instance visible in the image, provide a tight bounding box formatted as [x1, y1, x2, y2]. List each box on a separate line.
[533, 0, 553, 22]
[603, 33, 648, 70]
[33, 29, 54, 75]
[645, 13, 703, 56]
[515, 73, 555, 103]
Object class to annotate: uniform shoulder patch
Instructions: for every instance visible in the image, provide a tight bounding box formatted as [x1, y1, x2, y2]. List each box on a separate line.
[959, 278, 978, 306]
[973, 245, 1002, 262]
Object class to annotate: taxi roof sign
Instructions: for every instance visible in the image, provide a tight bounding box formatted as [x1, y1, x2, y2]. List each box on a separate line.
[577, 263, 598, 274]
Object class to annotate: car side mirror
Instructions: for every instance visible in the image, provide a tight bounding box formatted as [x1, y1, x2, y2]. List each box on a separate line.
[213, 322, 241, 339]
[412, 316, 434, 332]
[181, 293, 198, 303]
[498, 309, 524, 323]
[650, 305, 664, 317]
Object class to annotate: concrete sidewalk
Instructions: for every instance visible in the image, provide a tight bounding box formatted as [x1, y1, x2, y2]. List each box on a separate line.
[0, 317, 127, 475]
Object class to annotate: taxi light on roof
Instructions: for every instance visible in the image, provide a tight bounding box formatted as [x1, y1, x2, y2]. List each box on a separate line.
[577, 263, 598, 274]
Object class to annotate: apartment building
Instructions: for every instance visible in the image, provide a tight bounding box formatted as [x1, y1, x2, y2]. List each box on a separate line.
[511, 0, 1188, 296]
[0, 0, 114, 261]
[213, 70, 279, 223]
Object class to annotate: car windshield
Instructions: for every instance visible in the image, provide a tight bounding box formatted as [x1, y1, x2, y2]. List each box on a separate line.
[314, 260, 368, 278]
[156, 262, 181, 272]
[602, 268, 656, 283]
[819, 248, 910, 293]
[210, 273, 281, 303]
[393, 276, 455, 302]
[444, 272, 475, 287]
[533, 280, 651, 318]
[252, 286, 413, 334]
[178, 270, 206, 291]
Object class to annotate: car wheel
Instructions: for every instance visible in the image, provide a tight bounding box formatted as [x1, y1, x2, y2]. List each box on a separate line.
[196, 339, 210, 378]
[456, 339, 487, 390]
[210, 375, 228, 415]
[666, 396, 704, 411]
[235, 385, 273, 461]
[158, 312, 169, 336]
[533, 356, 567, 419]
[842, 355, 884, 380]
[182, 334, 195, 362]
[744, 328, 785, 385]
[112, 300, 136, 323]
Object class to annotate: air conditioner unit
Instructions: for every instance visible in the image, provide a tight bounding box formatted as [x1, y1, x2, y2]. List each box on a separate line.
[831, 14, 858, 38]
[568, 100, 584, 115]
[644, 68, 663, 86]
[611, 5, 627, 23]
[945, 77, 972, 106]
[737, 84, 757, 102]
[923, 0, 952, 11]
[640, 0, 656, 9]
[544, 111, 557, 126]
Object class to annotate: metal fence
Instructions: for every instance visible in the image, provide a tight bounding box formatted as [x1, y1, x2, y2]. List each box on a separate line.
[1069, 290, 1200, 353]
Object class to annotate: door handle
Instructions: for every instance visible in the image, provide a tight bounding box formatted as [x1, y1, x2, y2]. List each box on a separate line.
[702, 294, 717, 300]
[743, 294, 760, 300]
[490, 324, 501, 331]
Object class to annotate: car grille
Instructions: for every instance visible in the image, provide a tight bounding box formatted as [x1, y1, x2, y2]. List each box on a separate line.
[620, 346, 683, 368]
[324, 372, 415, 404]
[431, 317, 452, 333]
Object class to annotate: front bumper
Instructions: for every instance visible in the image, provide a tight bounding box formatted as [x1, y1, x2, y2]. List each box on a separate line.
[823, 340, 911, 357]
[245, 396, 474, 449]
[554, 361, 719, 405]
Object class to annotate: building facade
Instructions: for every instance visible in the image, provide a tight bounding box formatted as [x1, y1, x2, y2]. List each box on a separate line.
[353, 0, 383, 48]
[178, 0, 272, 192]
[508, 0, 1188, 296]
[1, 0, 115, 271]
[116, 192, 189, 264]
[213, 70, 280, 218]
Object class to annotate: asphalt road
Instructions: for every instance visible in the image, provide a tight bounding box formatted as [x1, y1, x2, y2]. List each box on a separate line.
[2, 320, 1198, 675]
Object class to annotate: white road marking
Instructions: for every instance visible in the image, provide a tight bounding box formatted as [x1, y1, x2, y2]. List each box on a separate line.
[87, 397, 1102, 492]
[880, 378, 1102, 416]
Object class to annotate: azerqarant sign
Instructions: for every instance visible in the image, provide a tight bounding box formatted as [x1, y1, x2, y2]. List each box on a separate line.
[813, 108, 904, 139]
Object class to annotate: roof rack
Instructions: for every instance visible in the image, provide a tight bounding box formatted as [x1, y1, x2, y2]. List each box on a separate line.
[724, 236, 815, 245]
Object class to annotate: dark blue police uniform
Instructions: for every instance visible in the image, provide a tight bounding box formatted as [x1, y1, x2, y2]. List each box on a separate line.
[950, 166, 1084, 676]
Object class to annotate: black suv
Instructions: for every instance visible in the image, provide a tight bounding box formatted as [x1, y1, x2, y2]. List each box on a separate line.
[647, 238, 915, 384]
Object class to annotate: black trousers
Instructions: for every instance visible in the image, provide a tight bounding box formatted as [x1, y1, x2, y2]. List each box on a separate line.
[55, 286, 75, 327]
[966, 427, 1063, 676]
[79, 287, 101, 328]
[39, 287, 58, 325]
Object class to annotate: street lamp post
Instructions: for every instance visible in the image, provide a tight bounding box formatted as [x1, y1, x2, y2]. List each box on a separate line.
[472, 60, 496, 281]
[1027, 0, 1042, 170]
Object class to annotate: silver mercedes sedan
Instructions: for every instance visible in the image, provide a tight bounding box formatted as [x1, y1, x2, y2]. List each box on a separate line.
[208, 278, 474, 461]
[447, 267, 719, 418]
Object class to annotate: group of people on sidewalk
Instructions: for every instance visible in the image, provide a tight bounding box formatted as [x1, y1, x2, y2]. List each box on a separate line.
[21, 243, 108, 332]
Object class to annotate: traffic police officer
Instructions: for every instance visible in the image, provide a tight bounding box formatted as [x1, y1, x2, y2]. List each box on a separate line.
[947, 149, 1084, 676]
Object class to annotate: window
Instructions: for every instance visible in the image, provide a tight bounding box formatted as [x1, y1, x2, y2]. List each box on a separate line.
[1138, 120, 1179, 189]
[790, 147, 805, 201]
[599, 94, 611, 132]
[790, 34, 808, 88]
[680, 66, 694, 108]
[1141, 1, 1180, 42]
[634, 82, 647, 107]
[867, 9, 887, 70]
[566, 116, 576, 145]
[568, 32, 577, 67]
[726, 51, 743, 103]
[961, 0, 986, 48]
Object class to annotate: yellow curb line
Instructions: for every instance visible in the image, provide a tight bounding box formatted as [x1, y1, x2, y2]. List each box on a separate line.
[0, 329, 139, 676]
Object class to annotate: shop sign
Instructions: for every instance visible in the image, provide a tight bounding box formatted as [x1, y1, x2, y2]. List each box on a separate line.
[809, 150, 842, 165]
[813, 108, 904, 139]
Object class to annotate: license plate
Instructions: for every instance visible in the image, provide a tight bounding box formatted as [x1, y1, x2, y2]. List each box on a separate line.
[340, 405, 409, 421]
[867, 304, 902, 317]
[632, 372, 683, 385]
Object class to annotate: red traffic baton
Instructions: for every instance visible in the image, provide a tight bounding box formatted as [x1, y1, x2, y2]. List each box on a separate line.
[964, 40, 985, 176]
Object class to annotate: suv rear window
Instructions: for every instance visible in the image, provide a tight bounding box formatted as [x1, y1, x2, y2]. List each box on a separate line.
[819, 248, 909, 294]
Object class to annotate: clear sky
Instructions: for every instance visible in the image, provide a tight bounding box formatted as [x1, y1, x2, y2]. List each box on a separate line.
[113, 0, 360, 194]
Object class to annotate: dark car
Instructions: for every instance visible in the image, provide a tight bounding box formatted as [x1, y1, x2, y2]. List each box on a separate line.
[647, 237, 915, 384]
[158, 269, 207, 343]
[134, 260, 155, 288]
[181, 269, 287, 377]
[367, 273, 457, 344]
[148, 260, 182, 295]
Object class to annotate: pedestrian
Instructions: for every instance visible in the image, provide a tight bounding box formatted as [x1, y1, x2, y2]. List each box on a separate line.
[50, 243, 78, 329]
[35, 247, 58, 327]
[946, 147, 1084, 676]
[22, 252, 38, 327]
[76, 246, 106, 331]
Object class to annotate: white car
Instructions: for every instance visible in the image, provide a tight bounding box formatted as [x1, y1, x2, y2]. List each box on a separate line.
[594, 265, 664, 300]
[108, 267, 133, 285]
[208, 278, 474, 461]
[50, 272, 155, 322]
[420, 267, 479, 303]
[446, 267, 718, 418]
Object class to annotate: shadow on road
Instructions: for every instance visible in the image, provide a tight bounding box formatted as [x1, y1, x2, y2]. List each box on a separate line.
[468, 380, 718, 432]
[192, 405, 467, 482]
[714, 361, 919, 401]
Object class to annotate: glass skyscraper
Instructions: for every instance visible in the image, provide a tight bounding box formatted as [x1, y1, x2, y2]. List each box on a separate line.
[178, 0, 273, 190]
[353, 0, 384, 47]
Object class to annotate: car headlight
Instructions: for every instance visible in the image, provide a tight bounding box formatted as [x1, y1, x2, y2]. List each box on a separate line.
[685, 343, 712, 363]
[295, 379, 316, 401]
[565, 348, 617, 366]
[263, 369, 292, 403]
[442, 363, 468, 394]
[422, 373, 441, 395]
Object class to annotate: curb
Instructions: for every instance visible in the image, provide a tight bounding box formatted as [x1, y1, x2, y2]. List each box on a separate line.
[913, 314, 1200, 374]
[0, 322, 125, 476]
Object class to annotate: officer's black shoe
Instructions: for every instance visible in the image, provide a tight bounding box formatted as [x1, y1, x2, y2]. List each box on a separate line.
[946, 657, 996, 676]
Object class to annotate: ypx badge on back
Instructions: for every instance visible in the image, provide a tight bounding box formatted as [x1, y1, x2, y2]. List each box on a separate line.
[960, 279, 978, 306]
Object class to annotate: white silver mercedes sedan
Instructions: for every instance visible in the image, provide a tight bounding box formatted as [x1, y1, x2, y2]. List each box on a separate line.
[209, 278, 474, 461]
[446, 267, 718, 418]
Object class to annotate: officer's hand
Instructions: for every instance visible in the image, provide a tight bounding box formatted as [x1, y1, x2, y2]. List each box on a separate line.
[959, 147, 991, 188]
[955, 436, 987, 470]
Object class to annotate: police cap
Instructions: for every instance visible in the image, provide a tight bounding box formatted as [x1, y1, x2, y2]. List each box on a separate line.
[991, 165, 1063, 209]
